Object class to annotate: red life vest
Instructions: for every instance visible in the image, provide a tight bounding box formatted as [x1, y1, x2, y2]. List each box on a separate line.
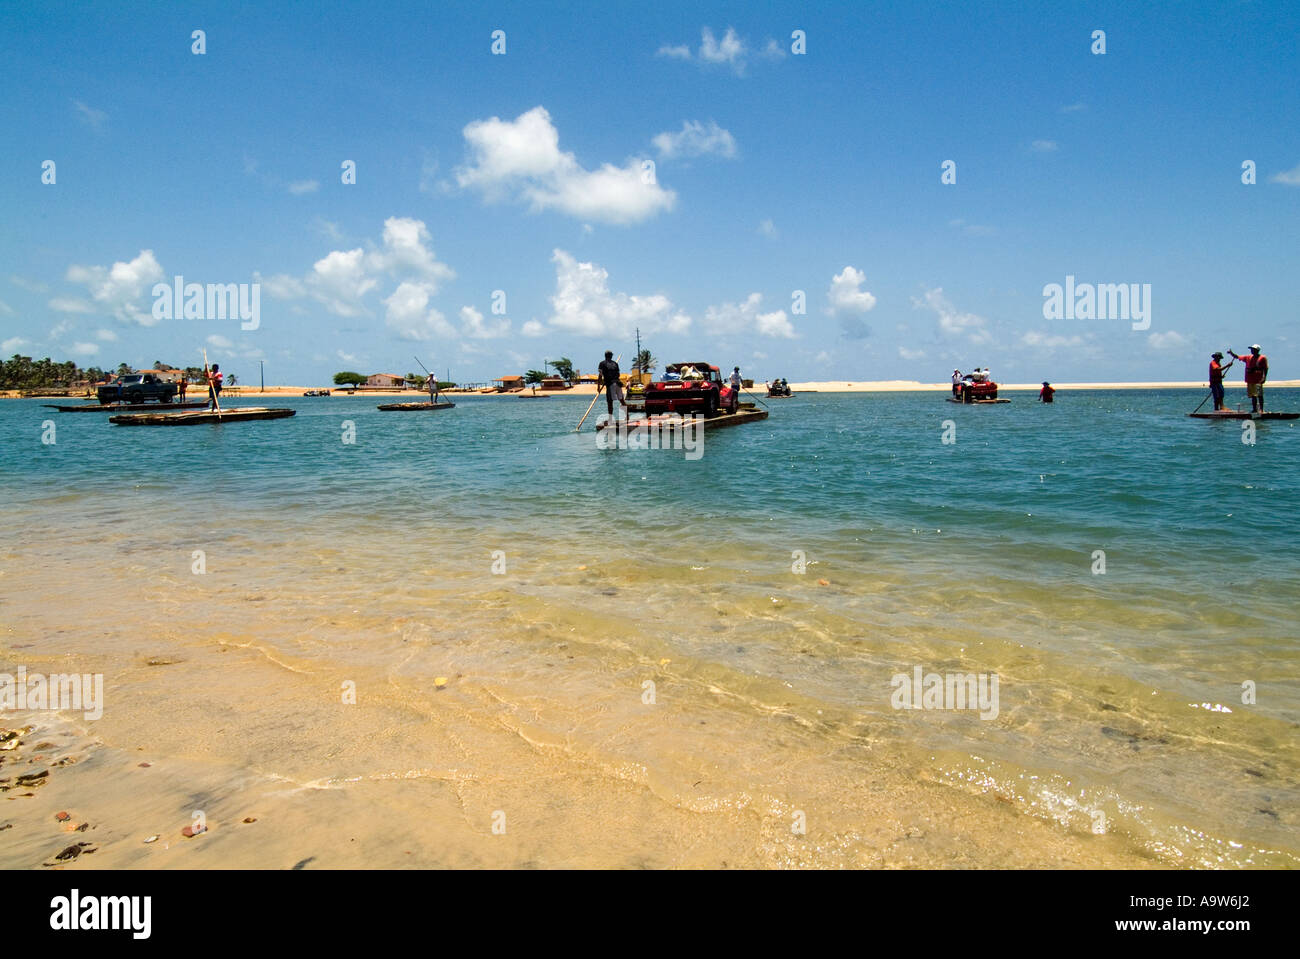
[1243, 354, 1266, 384]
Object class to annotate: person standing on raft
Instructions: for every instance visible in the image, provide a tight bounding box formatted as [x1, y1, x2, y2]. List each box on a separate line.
[951, 369, 963, 399]
[1039, 382, 1055, 403]
[427, 370, 439, 404]
[1228, 345, 1268, 413]
[598, 350, 626, 422]
[1208, 351, 1233, 411]
[204, 363, 223, 410]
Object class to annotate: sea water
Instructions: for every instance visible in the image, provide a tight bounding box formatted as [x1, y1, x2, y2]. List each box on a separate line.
[0, 390, 1295, 867]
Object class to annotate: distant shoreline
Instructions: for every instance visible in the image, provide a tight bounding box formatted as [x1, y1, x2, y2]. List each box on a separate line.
[7, 380, 1298, 400]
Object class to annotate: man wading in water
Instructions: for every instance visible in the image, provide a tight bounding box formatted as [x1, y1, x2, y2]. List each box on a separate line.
[598, 350, 626, 423]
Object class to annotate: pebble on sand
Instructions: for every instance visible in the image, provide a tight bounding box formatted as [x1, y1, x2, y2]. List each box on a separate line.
[434, 676, 448, 689]
[55, 811, 70, 822]
[181, 823, 207, 838]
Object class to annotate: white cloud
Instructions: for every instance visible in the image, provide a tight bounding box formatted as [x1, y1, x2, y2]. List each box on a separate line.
[656, 44, 692, 60]
[700, 27, 746, 71]
[69, 341, 99, 357]
[1270, 163, 1300, 186]
[3, 337, 30, 352]
[460, 305, 510, 339]
[287, 179, 320, 195]
[1061, 102, 1087, 113]
[456, 106, 676, 225]
[652, 120, 737, 160]
[702, 292, 795, 338]
[337, 349, 359, 364]
[898, 346, 926, 361]
[1031, 140, 1059, 153]
[548, 249, 689, 338]
[813, 350, 831, 364]
[1021, 331, 1084, 348]
[206, 334, 233, 348]
[912, 287, 989, 343]
[758, 219, 778, 239]
[72, 99, 107, 130]
[64, 249, 165, 325]
[96, 328, 118, 341]
[0, 299, 11, 315]
[313, 218, 344, 242]
[383, 282, 455, 342]
[261, 217, 453, 317]
[49, 297, 96, 314]
[520, 320, 546, 337]
[9, 276, 48, 293]
[827, 266, 877, 315]
[369, 217, 455, 286]
[309, 249, 376, 316]
[1148, 331, 1190, 351]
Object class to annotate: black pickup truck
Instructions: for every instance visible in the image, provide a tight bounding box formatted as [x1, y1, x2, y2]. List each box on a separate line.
[97, 373, 179, 405]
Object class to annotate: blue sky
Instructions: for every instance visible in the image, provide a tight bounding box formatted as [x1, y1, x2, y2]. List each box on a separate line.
[2, 1, 1297, 385]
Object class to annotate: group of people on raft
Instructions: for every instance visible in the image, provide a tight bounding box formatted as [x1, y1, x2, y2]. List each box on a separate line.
[1209, 345, 1269, 412]
[948, 342, 1270, 410]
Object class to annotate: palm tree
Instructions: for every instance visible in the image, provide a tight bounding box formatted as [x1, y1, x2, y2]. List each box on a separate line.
[632, 349, 656, 376]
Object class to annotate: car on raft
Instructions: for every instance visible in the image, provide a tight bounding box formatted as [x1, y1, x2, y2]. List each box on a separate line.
[954, 376, 1000, 403]
[97, 373, 179, 405]
[643, 362, 739, 417]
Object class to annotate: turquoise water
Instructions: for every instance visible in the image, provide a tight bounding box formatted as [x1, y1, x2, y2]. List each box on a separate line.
[2, 390, 1297, 867]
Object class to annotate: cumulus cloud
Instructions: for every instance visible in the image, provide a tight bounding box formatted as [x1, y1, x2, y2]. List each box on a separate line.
[206, 334, 233, 349]
[64, 249, 165, 326]
[1021, 331, 1085, 348]
[49, 297, 96, 314]
[703, 292, 795, 338]
[460, 305, 511, 339]
[1031, 140, 1059, 153]
[758, 219, 778, 239]
[69, 342, 99, 356]
[1270, 162, 1300, 186]
[912, 287, 989, 343]
[548, 249, 690, 338]
[261, 217, 453, 317]
[1148, 331, 1191, 351]
[455, 106, 675, 225]
[287, 179, 320, 195]
[652, 120, 737, 160]
[3, 336, 31, 352]
[657, 27, 784, 75]
[520, 320, 546, 337]
[382, 281, 455, 341]
[827, 266, 877, 315]
[701, 27, 746, 71]
[96, 328, 118, 341]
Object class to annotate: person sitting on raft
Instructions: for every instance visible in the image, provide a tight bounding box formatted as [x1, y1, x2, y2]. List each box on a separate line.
[1039, 381, 1055, 403]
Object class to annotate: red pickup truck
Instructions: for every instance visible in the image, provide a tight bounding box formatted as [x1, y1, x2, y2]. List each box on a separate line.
[643, 362, 738, 417]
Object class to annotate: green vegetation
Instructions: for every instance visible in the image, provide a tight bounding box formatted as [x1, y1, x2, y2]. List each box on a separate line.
[0, 354, 103, 391]
[548, 356, 575, 383]
[333, 371, 366, 387]
[632, 349, 656, 375]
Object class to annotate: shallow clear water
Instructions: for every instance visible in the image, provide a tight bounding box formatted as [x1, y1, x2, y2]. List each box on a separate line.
[1, 390, 1297, 867]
